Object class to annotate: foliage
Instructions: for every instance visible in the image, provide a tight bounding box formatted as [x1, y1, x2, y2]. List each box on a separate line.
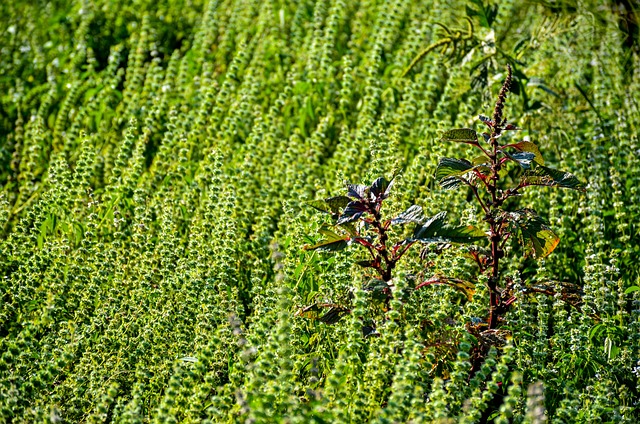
[0, 0, 639, 422]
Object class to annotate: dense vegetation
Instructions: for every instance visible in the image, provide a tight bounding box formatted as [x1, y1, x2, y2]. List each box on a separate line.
[1, 0, 639, 422]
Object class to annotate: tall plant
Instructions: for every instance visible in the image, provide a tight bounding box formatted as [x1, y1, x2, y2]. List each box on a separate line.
[304, 65, 586, 330]
[436, 64, 586, 328]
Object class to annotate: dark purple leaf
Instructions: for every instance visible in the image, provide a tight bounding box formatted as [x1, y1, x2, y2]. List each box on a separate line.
[370, 177, 392, 200]
[337, 201, 368, 225]
[347, 184, 368, 200]
[479, 115, 495, 127]
[362, 325, 380, 338]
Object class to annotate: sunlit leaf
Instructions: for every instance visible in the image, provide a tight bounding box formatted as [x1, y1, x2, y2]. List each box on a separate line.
[503, 151, 535, 169]
[510, 141, 544, 164]
[391, 205, 424, 225]
[436, 158, 474, 189]
[521, 164, 586, 191]
[441, 128, 478, 144]
[505, 209, 560, 258]
[439, 176, 464, 190]
[303, 226, 349, 251]
[318, 307, 351, 324]
[307, 196, 351, 215]
[412, 212, 485, 244]
[415, 275, 476, 300]
[297, 303, 350, 324]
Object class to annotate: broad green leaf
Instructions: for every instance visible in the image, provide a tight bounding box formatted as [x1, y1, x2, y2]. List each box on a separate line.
[436, 158, 473, 185]
[391, 205, 423, 225]
[297, 303, 350, 324]
[307, 196, 351, 215]
[415, 275, 476, 300]
[356, 260, 376, 268]
[522, 164, 586, 191]
[503, 151, 535, 169]
[304, 226, 349, 251]
[471, 155, 491, 166]
[318, 307, 350, 324]
[413, 211, 447, 239]
[511, 141, 544, 164]
[364, 278, 391, 302]
[436, 157, 488, 190]
[413, 212, 485, 244]
[441, 128, 478, 144]
[439, 176, 467, 190]
[506, 210, 560, 258]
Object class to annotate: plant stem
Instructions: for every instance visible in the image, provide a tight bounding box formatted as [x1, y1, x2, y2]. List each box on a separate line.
[371, 206, 394, 282]
[485, 64, 512, 329]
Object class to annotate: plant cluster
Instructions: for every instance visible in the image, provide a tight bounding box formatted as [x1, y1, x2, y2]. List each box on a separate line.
[306, 65, 586, 335]
[0, 0, 639, 422]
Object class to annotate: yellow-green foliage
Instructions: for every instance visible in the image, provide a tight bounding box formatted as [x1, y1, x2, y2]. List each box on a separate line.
[0, 0, 639, 422]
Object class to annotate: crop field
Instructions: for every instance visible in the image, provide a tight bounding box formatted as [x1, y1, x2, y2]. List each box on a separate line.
[1, 0, 640, 422]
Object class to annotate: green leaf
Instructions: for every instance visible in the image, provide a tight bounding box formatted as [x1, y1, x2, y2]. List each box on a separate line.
[440, 128, 478, 144]
[522, 164, 586, 191]
[413, 212, 485, 244]
[624, 286, 640, 295]
[415, 275, 476, 300]
[303, 226, 349, 251]
[297, 303, 350, 324]
[503, 151, 535, 169]
[307, 196, 351, 215]
[391, 205, 423, 225]
[436, 158, 473, 188]
[435, 157, 487, 190]
[439, 176, 465, 190]
[511, 141, 544, 164]
[527, 77, 560, 97]
[355, 260, 376, 268]
[506, 210, 560, 258]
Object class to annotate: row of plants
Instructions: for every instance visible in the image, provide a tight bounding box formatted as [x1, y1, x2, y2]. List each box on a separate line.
[1, 0, 639, 422]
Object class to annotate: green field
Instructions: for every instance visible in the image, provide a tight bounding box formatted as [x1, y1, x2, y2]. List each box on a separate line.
[1, 0, 639, 422]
